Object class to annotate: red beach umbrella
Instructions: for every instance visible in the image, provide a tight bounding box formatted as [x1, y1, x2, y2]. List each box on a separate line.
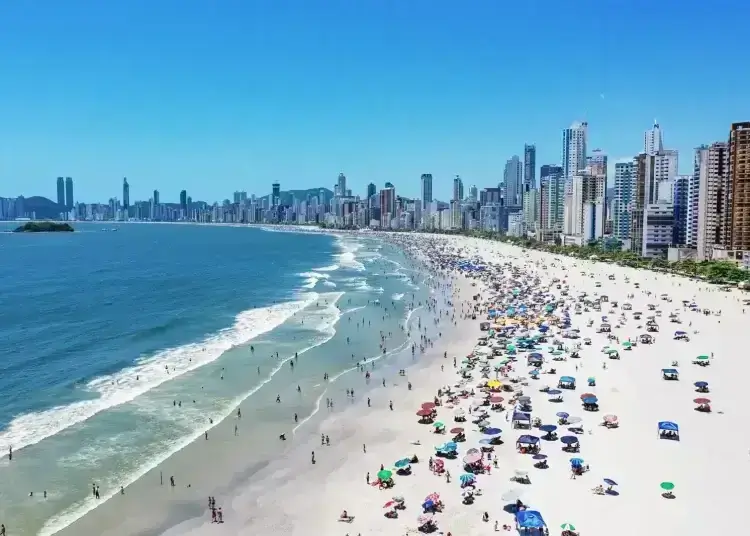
[450, 427, 464, 434]
[693, 398, 711, 405]
[416, 409, 432, 417]
[580, 392, 595, 400]
[490, 396, 504, 404]
[603, 414, 618, 423]
[421, 402, 436, 410]
[383, 500, 396, 508]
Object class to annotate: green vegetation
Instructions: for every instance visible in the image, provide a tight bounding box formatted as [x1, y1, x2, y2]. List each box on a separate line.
[13, 221, 74, 233]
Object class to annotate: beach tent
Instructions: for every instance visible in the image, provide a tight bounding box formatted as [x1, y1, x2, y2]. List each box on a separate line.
[658, 421, 680, 440]
[515, 510, 547, 531]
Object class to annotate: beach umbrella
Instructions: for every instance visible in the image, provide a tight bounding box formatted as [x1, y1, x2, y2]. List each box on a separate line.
[421, 402, 436, 410]
[603, 478, 618, 486]
[461, 489, 474, 497]
[603, 414, 618, 423]
[694, 381, 708, 388]
[560, 523, 577, 531]
[547, 389, 562, 395]
[483, 427, 502, 435]
[514, 469, 529, 477]
[660, 482, 675, 491]
[567, 416, 582, 424]
[532, 454, 547, 460]
[560, 436, 578, 445]
[478, 438, 495, 445]
[442, 441, 458, 451]
[450, 427, 464, 434]
[539, 424, 557, 433]
[394, 458, 411, 469]
[490, 396, 504, 404]
[696, 355, 709, 361]
[583, 397, 598, 404]
[459, 473, 476, 484]
[377, 469, 393, 481]
[580, 392, 595, 400]
[417, 514, 434, 526]
[487, 379, 502, 389]
[416, 409, 432, 417]
[383, 500, 397, 508]
[556, 412, 570, 419]
[425, 492, 440, 503]
[693, 398, 711, 405]
[570, 457, 584, 466]
[433, 421, 445, 429]
[392, 495, 405, 503]
[623, 341, 632, 348]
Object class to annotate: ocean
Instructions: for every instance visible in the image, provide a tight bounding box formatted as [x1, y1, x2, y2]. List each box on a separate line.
[0, 223, 432, 535]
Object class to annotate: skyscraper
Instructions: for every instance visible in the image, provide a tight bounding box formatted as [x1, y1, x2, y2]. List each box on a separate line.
[180, 190, 188, 216]
[337, 173, 347, 197]
[153, 189, 160, 205]
[56, 177, 65, 206]
[122, 177, 130, 209]
[524, 144, 536, 191]
[65, 177, 74, 209]
[272, 182, 281, 207]
[503, 155, 523, 207]
[613, 161, 636, 241]
[728, 122, 750, 253]
[453, 175, 464, 202]
[468, 185, 478, 203]
[367, 182, 377, 199]
[539, 165, 563, 230]
[420, 174, 433, 209]
[644, 122, 664, 155]
[562, 122, 588, 182]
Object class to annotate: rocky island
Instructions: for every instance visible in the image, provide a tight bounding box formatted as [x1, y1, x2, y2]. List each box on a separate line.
[13, 221, 74, 233]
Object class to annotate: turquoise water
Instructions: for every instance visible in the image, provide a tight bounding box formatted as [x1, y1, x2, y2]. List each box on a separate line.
[0, 223, 431, 535]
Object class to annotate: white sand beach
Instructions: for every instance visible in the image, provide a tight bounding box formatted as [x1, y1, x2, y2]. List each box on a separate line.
[55, 233, 750, 536]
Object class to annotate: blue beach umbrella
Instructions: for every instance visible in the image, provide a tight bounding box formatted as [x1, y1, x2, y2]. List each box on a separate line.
[483, 427, 502, 436]
[694, 381, 708, 388]
[478, 438, 495, 445]
[583, 397, 598, 404]
[532, 454, 548, 460]
[560, 436, 578, 445]
[570, 457, 584, 467]
[443, 441, 458, 452]
[603, 478, 618, 486]
[547, 389, 562, 396]
[539, 424, 558, 433]
[394, 458, 411, 468]
[556, 412, 570, 419]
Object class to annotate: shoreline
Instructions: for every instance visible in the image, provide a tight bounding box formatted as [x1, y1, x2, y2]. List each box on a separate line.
[49, 238, 447, 536]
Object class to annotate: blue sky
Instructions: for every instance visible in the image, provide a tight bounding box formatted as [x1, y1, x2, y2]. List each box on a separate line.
[1, 0, 747, 203]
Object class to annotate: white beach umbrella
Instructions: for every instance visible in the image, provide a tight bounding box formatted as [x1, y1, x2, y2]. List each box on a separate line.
[501, 488, 526, 502]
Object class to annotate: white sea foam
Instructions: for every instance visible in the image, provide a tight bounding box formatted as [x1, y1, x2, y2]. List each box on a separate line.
[40, 292, 341, 536]
[322, 281, 337, 287]
[335, 237, 366, 271]
[0, 294, 318, 458]
[314, 264, 339, 272]
[392, 293, 405, 301]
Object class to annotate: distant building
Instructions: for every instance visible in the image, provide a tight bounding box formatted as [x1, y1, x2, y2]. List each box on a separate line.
[64, 177, 74, 210]
[695, 143, 729, 260]
[613, 161, 635, 241]
[539, 165, 563, 231]
[123, 178, 130, 209]
[644, 122, 663, 155]
[728, 122, 750, 253]
[421, 174, 433, 210]
[180, 190, 188, 217]
[453, 175, 464, 202]
[504, 156, 523, 207]
[524, 144, 536, 191]
[57, 177, 65, 207]
[272, 182, 281, 207]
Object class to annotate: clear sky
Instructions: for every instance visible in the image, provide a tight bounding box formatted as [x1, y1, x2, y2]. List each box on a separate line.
[1, 0, 747, 203]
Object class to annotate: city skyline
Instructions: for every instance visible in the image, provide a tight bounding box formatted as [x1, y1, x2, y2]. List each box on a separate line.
[2, 2, 747, 201]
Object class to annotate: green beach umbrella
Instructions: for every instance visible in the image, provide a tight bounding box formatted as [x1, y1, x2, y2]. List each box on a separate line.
[606, 349, 618, 354]
[433, 421, 445, 429]
[660, 481, 675, 491]
[623, 341, 632, 347]
[377, 469, 393, 481]
[506, 344, 516, 351]
[696, 355, 709, 360]
[560, 523, 576, 531]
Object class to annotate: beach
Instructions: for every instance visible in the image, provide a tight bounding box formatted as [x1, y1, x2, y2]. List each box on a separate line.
[6, 229, 750, 536]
